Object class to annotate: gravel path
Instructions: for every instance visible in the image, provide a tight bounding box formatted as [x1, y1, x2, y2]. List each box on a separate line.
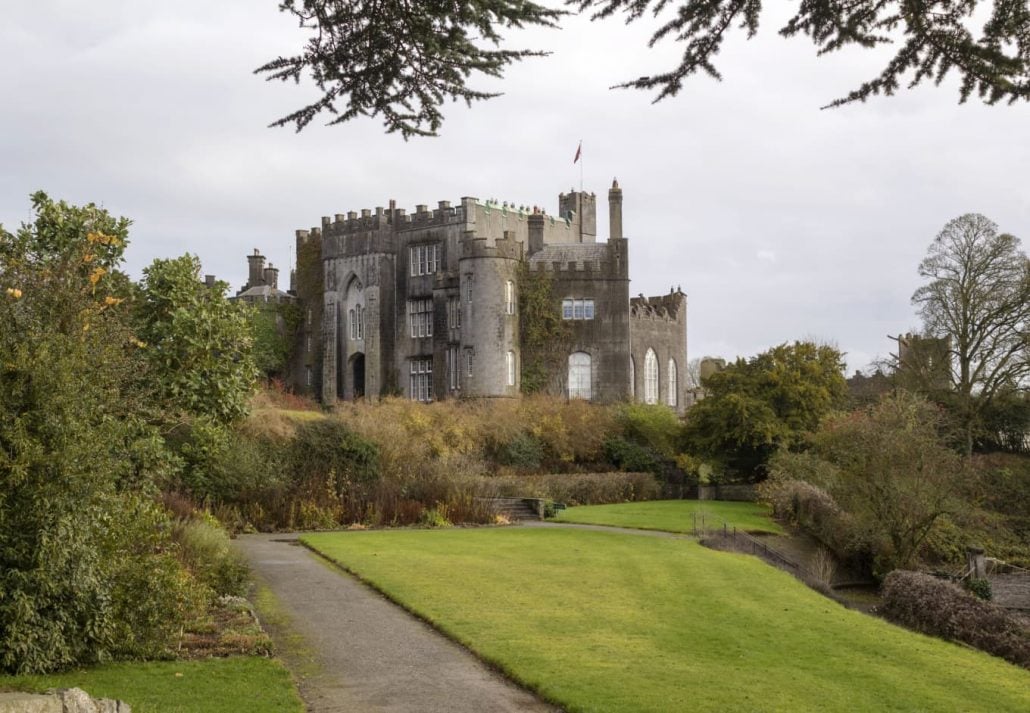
[235, 533, 558, 713]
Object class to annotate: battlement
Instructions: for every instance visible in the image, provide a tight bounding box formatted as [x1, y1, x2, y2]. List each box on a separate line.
[631, 289, 686, 322]
[460, 232, 523, 260]
[528, 241, 627, 279]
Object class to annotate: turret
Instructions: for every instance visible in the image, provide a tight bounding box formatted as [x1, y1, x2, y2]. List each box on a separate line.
[262, 264, 279, 290]
[558, 189, 596, 243]
[247, 249, 266, 288]
[608, 178, 623, 241]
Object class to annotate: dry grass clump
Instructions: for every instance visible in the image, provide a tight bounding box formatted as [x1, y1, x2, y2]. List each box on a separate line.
[487, 472, 659, 506]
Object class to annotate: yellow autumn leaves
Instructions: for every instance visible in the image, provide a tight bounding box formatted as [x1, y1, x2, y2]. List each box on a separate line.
[86, 231, 122, 247]
[5, 287, 22, 299]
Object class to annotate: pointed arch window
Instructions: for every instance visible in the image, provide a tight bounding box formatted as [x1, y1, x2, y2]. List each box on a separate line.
[644, 348, 659, 404]
[667, 359, 678, 407]
[568, 352, 592, 400]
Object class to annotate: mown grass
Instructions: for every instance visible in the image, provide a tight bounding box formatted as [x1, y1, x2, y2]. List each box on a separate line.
[0, 657, 303, 713]
[303, 528, 1030, 713]
[555, 498, 784, 534]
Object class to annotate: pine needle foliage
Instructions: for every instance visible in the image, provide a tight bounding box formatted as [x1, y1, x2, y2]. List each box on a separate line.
[257, 0, 566, 138]
[573, 0, 1030, 107]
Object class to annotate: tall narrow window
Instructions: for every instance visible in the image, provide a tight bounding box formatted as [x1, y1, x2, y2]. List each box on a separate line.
[505, 281, 515, 315]
[356, 305, 364, 340]
[465, 349, 474, 377]
[506, 351, 516, 386]
[465, 273, 473, 302]
[408, 299, 433, 338]
[562, 299, 574, 319]
[667, 359, 678, 407]
[644, 348, 659, 404]
[629, 357, 635, 400]
[409, 358, 433, 402]
[447, 346, 460, 391]
[349, 309, 356, 340]
[305, 366, 312, 387]
[568, 352, 592, 400]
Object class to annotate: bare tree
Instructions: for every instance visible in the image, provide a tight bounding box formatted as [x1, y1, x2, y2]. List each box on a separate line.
[912, 213, 1030, 455]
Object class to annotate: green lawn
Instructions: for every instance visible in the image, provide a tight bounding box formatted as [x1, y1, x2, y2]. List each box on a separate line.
[0, 657, 303, 713]
[555, 498, 784, 534]
[303, 528, 1029, 713]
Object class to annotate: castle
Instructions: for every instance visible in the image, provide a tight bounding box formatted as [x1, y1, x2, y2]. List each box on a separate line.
[238, 181, 688, 413]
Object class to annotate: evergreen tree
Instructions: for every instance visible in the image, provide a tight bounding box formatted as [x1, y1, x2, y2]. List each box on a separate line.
[261, 1, 1030, 136]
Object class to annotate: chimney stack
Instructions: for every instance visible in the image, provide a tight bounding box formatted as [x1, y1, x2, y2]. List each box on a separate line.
[608, 178, 623, 241]
[247, 249, 266, 288]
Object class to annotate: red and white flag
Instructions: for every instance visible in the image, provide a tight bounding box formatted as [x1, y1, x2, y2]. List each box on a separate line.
[573, 141, 582, 164]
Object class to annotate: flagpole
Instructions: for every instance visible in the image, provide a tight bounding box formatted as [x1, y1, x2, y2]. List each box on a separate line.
[579, 138, 583, 192]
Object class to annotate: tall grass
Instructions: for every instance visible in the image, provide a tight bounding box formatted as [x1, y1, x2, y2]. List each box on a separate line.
[205, 394, 678, 531]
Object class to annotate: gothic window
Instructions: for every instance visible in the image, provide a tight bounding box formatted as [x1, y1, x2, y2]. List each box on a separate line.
[356, 304, 364, 340]
[505, 281, 515, 315]
[629, 356, 635, 400]
[447, 346, 460, 392]
[349, 309, 356, 340]
[447, 296, 461, 330]
[568, 352, 592, 400]
[409, 244, 440, 276]
[409, 358, 433, 402]
[667, 359, 678, 407]
[408, 299, 433, 338]
[465, 273, 474, 302]
[562, 298, 595, 320]
[644, 348, 659, 404]
[506, 351, 516, 386]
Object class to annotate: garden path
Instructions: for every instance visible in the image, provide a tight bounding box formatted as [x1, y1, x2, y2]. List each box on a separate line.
[236, 533, 557, 713]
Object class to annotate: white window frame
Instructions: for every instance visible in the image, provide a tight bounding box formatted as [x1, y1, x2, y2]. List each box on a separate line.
[562, 297, 595, 320]
[505, 281, 515, 315]
[568, 352, 592, 400]
[409, 244, 440, 277]
[644, 348, 659, 405]
[447, 346, 460, 392]
[667, 359, 678, 407]
[629, 356, 635, 400]
[408, 298, 433, 338]
[506, 351, 516, 386]
[409, 358, 433, 402]
[349, 308, 356, 340]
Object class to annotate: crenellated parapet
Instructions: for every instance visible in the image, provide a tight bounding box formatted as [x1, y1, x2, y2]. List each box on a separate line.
[460, 231, 523, 260]
[528, 239, 628, 279]
[631, 289, 686, 322]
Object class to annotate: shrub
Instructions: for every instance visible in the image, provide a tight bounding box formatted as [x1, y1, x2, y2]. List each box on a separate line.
[497, 432, 545, 471]
[616, 403, 682, 458]
[604, 437, 661, 474]
[965, 577, 993, 601]
[486, 472, 660, 506]
[880, 570, 1029, 668]
[173, 514, 250, 599]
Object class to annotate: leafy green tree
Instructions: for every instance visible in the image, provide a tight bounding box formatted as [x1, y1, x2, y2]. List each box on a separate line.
[250, 303, 302, 379]
[135, 256, 258, 425]
[0, 193, 193, 673]
[682, 341, 847, 478]
[263, 1, 1030, 136]
[911, 213, 1029, 456]
[802, 391, 971, 576]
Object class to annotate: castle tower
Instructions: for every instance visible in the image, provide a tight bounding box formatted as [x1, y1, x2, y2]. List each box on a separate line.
[558, 190, 597, 243]
[247, 249, 266, 288]
[608, 179, 623, 241]
[459, 232, 521, 397]
[262, 264, 279, 290]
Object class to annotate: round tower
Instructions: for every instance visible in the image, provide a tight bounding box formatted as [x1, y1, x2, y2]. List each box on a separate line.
[459, 232, 521, 397]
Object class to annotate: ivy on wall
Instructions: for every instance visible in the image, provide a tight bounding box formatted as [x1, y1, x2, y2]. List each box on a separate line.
[517, 261, 571, 394]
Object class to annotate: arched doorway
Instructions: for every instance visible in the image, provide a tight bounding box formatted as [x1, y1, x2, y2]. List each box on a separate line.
[351, 353, 365, 399]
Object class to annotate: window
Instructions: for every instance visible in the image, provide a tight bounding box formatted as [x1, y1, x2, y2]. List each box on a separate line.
[348, 306, 365, 340]
[629, 357, 635, 400]
[447, 297, 462, 330]
[568, 352, 592, 400]
[465, 348, 474, 377]
[306, 308, 312, 326]
[408, 298, 433, 338]
[356, 305, 364, 340]
[644, 349, 659, 404]
[306, 335, 311, 352]
[506, 351, 516, 386]
[409, 244, 440, 276]
[349, 309, 356, 339]
[465, 273, 474, 302]
[447, 346, 460, 391]
[667, 359, 678, 407]
[409, 358, 433, 402]
[561, 298, 595, 320]
[305, 366, 312, 387]
[505, 281, 515, 315]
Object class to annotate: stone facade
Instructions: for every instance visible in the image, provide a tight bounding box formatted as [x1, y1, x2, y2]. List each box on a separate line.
[259, 180, 687, 413]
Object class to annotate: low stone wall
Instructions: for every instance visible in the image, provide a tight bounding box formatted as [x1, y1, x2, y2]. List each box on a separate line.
[696, 484, 757, 502]
[0, 688, 130, 713]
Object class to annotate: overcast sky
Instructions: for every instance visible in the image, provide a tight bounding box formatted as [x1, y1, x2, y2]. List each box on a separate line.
[3, 2, 1028, 373]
